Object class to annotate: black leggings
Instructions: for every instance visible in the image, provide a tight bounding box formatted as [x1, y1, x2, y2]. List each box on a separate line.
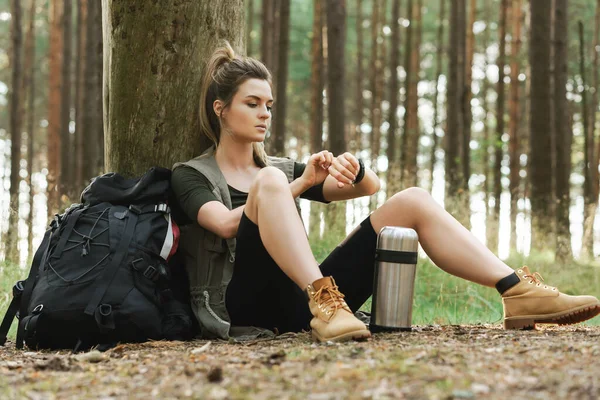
[225, 212, 378, 333]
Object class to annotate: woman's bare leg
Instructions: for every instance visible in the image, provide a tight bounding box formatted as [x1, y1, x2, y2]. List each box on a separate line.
[245, 167, 322, 289]
[369, 187, 514, 287]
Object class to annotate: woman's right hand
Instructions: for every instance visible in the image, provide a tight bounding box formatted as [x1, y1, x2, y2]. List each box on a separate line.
[301, 150, 334, 187]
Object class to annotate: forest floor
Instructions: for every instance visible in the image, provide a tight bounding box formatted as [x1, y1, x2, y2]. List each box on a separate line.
[1, 324, 599, 399]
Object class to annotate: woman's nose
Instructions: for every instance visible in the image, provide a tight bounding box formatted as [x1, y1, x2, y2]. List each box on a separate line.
[259, 106, 270, 119]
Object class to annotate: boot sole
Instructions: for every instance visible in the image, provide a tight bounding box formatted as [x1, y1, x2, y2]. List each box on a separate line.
[311, 329, 372, 343]
[504, 302, 600, 329]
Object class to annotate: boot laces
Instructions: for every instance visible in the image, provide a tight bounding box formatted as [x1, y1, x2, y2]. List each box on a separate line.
[523, 271, 556, 291]
[314, 284, 352, 317]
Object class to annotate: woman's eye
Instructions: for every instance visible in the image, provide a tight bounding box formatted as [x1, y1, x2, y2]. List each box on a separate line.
[248, 103, 257, 108]
[267, 106, 272, 112]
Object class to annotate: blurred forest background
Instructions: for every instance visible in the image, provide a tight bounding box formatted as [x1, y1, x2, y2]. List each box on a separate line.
[0, 0, 599, 273]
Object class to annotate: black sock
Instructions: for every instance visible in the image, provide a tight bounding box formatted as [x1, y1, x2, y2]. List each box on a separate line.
[495, 272, 520, 295]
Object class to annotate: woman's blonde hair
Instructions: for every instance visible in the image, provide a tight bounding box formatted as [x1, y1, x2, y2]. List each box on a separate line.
[199, 41, 272, 167]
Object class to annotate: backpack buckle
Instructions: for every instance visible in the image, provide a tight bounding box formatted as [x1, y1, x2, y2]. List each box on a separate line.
[13, 280, 25, 298]
[128, 205, 142, 215]
[143, 265, 159, 281]
[154, 204, 170, 213]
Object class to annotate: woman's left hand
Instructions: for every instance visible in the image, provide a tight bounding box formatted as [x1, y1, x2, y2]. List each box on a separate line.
[328, 152, 360, 188]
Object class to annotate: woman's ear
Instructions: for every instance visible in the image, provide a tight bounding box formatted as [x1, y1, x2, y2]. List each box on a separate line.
[213, 100, 224, 118]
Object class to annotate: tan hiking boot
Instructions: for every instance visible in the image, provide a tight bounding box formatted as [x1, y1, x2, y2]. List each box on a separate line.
[502, 266, 600, 329]
[306, 277, 371, 342]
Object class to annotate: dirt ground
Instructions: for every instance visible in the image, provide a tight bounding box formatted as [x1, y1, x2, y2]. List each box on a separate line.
[1, 324, 599, 400]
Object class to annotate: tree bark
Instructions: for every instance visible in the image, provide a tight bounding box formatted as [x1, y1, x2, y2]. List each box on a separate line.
[47, 0, 64, 217]
[553, 1, 572, 261]
[580, 19, 594, 259]
[7, 0, 24, 262]
[353, 0, 364, 153]
[310, 0, 324, 154]
[368, 0, 380, 166]
[445, 0, 466, 218]
[386, 0, 402, 198]
[462, 0, 475, 199]
[529, 0, 553, 247]
[508, 0, 522, 254]
[103, 1, 245, 177]
[246, 0, 254, 57]
[272, 0, 290, 156]
[74, 0, 87, 190]
[400, 0, 421, 189]
[261, 0, 274, 69]
[24, 0, 36, 260]
[84, 0, 103, 181]
[429, 0, 445, 193]
[60, 0, 73, 201]
[482, 0, 493, 247]
[491, 0, 508, 251]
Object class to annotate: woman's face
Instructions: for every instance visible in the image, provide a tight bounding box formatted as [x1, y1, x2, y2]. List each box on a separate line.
[215, 78, 273, 143]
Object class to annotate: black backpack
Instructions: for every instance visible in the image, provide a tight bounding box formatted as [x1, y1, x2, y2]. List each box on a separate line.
[0, 167, 196, 351]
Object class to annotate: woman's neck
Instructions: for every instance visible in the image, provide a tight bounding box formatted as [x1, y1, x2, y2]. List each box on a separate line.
[214, 139, 256, 172]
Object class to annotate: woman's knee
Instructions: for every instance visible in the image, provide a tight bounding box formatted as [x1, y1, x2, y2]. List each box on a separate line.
[388, 187, 431, 208]
[250, 166, 289, 195]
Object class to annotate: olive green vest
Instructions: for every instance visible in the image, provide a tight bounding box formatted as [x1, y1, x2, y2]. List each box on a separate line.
[173, 147, 299, 340]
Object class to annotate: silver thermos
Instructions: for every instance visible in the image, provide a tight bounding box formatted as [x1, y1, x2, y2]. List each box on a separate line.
[370, 226, 419, 332]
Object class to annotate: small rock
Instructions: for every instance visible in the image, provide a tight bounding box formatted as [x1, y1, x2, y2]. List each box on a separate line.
[76, 350, 105, 363]
[191, 341, 211, 354]
[207, 366, 223, 383]
[471, 383, 490, 394]
[451, 390, 474, 399]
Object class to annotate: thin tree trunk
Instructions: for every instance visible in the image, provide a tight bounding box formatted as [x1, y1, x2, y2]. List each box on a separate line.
[491, 0, 508, 252]
[246, 0, 254, 57]
[429, 0, 445, 193]
[7, 0, 24, 263]
[386, 0, 402, 198]
[462, 0, 476, 202]
[84, 0, 103, 181]
[553, 1, 572, 261]
[580, 20, 594, 259]
[60, 0, 73, 202]
[272, 0, 290, 156]
[24, 0, 36, 260]
[400, 0, 421, 189]
[261, 0, 274, 69]
[445, 0, 466, 219]
[369, 0, 381, 167]
[508, 0, 522, 254]
[354, 0, 364, 153]
[325, 0, 347, 240]
[75, 0, 87, 190]
[590, 0, 600, 257]
[310, 0, 324, 154]
[47, 0, 64, 217]
[103, 0, 245, 176]
[529, 0, 553, 247]
[482, 0, 492, 246]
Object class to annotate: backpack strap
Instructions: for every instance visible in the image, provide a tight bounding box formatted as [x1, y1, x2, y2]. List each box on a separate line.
[84, 205, 139, 319]
[15, 226, 54, 349]
[0, 281, 24, 346]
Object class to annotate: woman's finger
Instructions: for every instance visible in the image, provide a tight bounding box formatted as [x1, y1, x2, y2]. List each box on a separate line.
[343, 152, 360, 173]
[328, 164, 354, 184]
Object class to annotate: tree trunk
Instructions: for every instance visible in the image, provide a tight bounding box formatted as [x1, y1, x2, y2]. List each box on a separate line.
[246, 0, 254, 57]
[462, 0, 475, 201]
[84, 0, 103, 181]
[7, 0, 24, 263]
[386, 0, 402, 199]
[60, 0, 73, 201]
[310, 0, 324, 154]
[400, 0, 421, 189]
[553, 1, 572, 261]
[368, 0, 380, 166]
[24, 0, 36, 260]
[529, 0, 553, 247]
[103, 0, 245, 177]
[508, 0, 522, 254]
[74, 0, 87, 190]
[445, 0, 465, 219]
[325, 0, 347, 240]
[47, 0, 64, 217]
[353, 0, 364, 153]
[429, 0, 445, 194]
[491, 0, 508, 252]
[261, 0, 274, 69]
[580, 20, 594, 259]
[272, 0, 290, 157]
